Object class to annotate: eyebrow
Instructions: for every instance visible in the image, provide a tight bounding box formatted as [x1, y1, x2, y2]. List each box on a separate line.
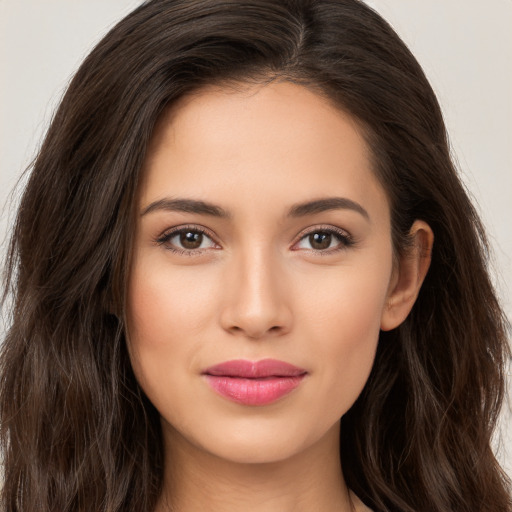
[141, 198, 231, 218]
[287, 197, 369, 221]
[141, 196, 369, 221]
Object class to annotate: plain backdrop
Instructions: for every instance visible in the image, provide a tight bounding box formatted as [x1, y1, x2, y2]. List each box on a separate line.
[1, 0, 511, 479]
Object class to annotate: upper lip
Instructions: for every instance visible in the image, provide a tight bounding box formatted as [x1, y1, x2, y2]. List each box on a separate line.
[203, 359, 307, 378]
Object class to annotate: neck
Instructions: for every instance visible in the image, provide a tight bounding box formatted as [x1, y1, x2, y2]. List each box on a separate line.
[156, 421, 355, 512]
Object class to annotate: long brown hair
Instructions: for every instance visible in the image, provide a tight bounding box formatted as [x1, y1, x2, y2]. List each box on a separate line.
[1, 1, 510, 510]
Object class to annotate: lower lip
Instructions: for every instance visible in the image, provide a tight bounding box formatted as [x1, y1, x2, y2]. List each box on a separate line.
[204, 375, 305, 406]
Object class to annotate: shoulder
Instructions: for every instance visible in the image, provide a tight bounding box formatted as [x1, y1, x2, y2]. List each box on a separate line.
[349, 490, 374, 512]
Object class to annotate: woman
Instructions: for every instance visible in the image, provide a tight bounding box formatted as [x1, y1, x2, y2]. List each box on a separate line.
[1, 0, 510, 511]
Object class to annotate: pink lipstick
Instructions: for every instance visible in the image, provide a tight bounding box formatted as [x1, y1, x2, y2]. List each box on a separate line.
[203, 359, 307, 406]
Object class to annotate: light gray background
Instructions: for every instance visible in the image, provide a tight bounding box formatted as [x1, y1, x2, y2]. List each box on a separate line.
[1, 0, 511, 478]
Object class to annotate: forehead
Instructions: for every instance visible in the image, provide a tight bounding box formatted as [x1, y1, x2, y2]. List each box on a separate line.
[140, 81, 388, 222]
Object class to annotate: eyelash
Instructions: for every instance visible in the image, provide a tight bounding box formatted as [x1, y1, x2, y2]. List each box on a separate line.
[293, 225, 354, 255]
[155, 224, 354, 256]
[155, 225, 217, 256]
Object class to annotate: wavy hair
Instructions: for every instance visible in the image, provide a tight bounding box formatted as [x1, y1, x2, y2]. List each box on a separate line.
[1, 0, 510, 510]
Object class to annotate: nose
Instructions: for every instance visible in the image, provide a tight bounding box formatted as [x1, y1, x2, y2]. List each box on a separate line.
[219, 248, 293, 340]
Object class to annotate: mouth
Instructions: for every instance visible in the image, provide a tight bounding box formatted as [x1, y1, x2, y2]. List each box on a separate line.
[202, 359, 307, 406]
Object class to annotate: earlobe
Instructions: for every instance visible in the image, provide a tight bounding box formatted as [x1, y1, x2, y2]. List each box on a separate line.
[380, 220, 433, 331]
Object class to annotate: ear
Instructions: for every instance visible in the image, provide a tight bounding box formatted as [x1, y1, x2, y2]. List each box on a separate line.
[380, 220, 433, 331]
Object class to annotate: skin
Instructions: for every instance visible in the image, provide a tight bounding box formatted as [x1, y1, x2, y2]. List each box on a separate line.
[126, 81, 433, 512]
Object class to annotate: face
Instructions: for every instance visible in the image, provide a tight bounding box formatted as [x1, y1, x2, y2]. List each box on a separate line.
[127, 82, 400, 465]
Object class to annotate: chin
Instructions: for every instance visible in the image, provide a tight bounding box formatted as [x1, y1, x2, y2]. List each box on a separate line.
[166, 414, 340, 466]
[201, 437, 308, 465]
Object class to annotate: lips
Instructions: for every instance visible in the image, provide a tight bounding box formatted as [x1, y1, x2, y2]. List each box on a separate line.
[203, 359, 307, 406]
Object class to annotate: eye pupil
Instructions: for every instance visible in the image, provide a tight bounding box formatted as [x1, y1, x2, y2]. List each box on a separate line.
[309, 232, 332, 250]
[180, 231, 203, 249]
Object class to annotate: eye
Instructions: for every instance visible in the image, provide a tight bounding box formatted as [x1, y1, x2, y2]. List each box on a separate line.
[156, 226, 218, 254]
[294, 227, 353, 253]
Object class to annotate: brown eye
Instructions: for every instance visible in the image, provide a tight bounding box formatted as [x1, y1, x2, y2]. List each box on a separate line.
[157, 227, 217, 253]
[308, 232, 332, 250]
[180, 231, 203, 249]
[294, 227, 352, 253]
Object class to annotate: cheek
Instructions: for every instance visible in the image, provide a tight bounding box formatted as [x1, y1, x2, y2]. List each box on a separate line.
[128, 255, 218, 336]
[125, 256, 219, 385]
[295, 258, 392, 412]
